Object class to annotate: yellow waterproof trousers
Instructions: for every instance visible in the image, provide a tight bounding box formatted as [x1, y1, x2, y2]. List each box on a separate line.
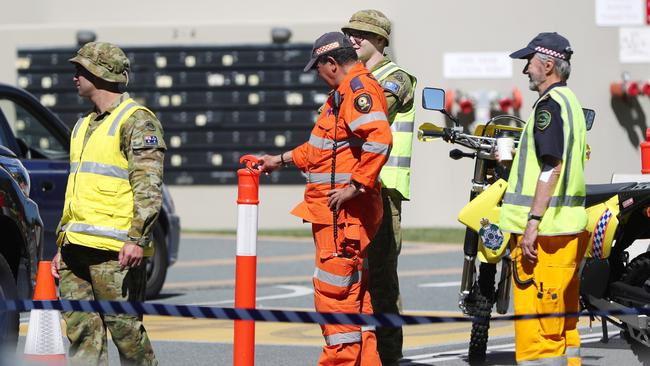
[512, 232, 588, 365]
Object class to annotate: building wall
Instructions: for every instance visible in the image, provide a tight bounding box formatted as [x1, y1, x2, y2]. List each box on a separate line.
[2, 0, 648, 229]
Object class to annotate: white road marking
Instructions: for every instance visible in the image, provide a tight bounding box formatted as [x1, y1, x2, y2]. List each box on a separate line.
[418, 281, 461, 288]
[191, 285, 313, 306]
[400, 332, 604, 364]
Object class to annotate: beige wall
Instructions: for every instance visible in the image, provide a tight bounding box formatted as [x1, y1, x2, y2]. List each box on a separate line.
[2, 0, 648, 229]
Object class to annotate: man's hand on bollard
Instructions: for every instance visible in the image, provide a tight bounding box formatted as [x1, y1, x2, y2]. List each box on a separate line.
[119, 242, 144, 270]
[257, 154, 282, 173]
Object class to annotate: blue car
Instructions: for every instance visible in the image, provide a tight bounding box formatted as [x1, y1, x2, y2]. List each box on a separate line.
[0, 83, 180, 298]
[0, 144, 43, 347]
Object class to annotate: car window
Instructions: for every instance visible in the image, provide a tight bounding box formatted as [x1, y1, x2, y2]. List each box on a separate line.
[0, 98, 67, 159]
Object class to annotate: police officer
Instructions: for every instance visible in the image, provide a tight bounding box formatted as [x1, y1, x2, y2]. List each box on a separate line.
[342, 9, 417, 365]
[51, 42, 165, 366]
[258, 32, 392, 366]
[499, 33, 588, 366]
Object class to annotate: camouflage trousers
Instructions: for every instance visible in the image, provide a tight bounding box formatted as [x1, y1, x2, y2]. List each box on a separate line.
[367, 188, 403, 365]
[59, 244, 157, 366]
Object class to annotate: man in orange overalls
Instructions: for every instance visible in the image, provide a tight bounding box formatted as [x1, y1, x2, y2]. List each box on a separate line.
[258, 32, 392, 365]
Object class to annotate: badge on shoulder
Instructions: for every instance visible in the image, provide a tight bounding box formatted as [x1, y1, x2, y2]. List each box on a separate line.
[354, 93, 373, 114]
[383, 81, 400, 94]
[536, 109, 552, 131]
[144, 135, 159, 146]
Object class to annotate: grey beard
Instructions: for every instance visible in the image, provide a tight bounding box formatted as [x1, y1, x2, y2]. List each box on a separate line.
[529, 78, 542, 92]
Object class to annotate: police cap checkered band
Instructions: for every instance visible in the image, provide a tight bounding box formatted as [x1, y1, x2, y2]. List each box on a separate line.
[304, 32, 354, 72]
[316, 42, 341, 56]
[509, 32, 573, 61]
[534, 46, 566, 59]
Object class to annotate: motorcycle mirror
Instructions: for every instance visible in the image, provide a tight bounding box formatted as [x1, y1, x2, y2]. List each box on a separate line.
[422, 87, 461, 127]
[583, 108, 595, 131]
[422, 87, 446, 111]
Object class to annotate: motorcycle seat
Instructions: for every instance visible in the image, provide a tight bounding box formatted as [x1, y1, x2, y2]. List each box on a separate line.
[585, 182, 637, 206]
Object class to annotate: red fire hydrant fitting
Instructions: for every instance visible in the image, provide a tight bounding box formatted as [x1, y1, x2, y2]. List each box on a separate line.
[641, 128, 650, 174]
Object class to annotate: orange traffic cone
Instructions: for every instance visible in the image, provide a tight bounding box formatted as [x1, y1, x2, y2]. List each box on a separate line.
[23, 261, 66, 365]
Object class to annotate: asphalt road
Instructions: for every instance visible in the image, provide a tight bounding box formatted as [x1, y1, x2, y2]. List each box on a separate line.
[14, 235, 650, 365]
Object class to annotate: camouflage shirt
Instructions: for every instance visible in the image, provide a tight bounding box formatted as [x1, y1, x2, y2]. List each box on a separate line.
[80, 92, 166, 246]
[369, 56, 415, 123]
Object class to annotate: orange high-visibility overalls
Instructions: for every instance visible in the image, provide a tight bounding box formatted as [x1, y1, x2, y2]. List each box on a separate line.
[291, 62, 392, 365]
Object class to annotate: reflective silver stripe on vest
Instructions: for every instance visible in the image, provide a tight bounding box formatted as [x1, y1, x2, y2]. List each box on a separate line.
[361, 325, 376, 332]
[306, 172, 352, 185]
[503, 192, 585, 207]
[108, 102, 139, 136]
[566, 346, 580, 358]
[374, 62, 399, 81]
[553, 89, 575, 200]
[514, 114, 530, 195]
[348, 112, 387, 131]
[62, 223, 128, 242]
[363, 141, 390, 155]
[385, 156, 411, 168]
[324, 331, 362, 346]
[517, 355, 567, 366]
[391, 121, 414, 132]
[313, 267, 361, 287]
[308, 134, 362, 150]
[72, 118, 84, 138]
[73, 161, 129, 180]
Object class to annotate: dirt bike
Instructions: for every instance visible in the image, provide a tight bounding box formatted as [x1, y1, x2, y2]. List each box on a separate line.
[418, 87, 650, 363]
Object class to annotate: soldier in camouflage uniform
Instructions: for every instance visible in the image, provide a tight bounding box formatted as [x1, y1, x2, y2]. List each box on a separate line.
[51, 42, 165, 366]
[342, 10, 417, 366]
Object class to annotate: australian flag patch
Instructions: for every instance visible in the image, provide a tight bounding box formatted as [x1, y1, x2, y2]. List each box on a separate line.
[144, 135, 159, 146]
[383, 81, 400, 94]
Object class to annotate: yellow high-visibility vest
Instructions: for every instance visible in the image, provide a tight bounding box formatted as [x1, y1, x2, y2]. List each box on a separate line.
[58, 98, 154, 255]
[372, 61, 417, 200]
[500, 86, 587, 235]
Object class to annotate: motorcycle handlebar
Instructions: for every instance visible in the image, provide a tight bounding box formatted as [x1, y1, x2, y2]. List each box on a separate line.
[417, 129, 449, 140]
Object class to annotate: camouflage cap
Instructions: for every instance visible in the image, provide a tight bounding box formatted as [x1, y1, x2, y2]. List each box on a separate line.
[341, 9, 391, 45]
[69, 42, 130, 84]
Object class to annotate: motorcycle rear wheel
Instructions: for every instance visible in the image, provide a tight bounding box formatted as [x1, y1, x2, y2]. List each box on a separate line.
[621, 252, 650, 289]
[468, 262, 496, 364]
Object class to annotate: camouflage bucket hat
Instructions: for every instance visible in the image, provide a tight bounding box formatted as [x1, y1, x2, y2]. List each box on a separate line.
[341, 9, 391, 45]
[69, 42, 130, 84]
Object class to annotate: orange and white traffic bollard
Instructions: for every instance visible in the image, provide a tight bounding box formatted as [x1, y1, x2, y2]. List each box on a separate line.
[234, 155, 261, 366]
[24, 261, 66, 365]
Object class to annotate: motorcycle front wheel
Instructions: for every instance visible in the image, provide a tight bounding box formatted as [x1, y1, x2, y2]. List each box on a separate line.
[468, 262, 496, 364]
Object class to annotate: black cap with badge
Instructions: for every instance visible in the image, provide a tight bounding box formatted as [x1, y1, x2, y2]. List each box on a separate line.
[304, 32, 355, 72]
[509, 32, 573, 62]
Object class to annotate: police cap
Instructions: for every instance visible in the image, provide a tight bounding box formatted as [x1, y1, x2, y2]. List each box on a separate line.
[304, 32, 354, 72]
[510, 32, 573, 61]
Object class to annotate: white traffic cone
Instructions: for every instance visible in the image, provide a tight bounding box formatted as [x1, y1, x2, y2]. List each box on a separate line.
[23, 261, 65, 365]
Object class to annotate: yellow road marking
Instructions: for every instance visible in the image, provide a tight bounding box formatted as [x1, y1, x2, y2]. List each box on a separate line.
[173, 243, 460, 268]
[21, 313, 591, 347]
[163, 267, 461, 290]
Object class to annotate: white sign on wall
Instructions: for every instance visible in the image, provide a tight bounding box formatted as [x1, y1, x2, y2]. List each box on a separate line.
[443, 52, 512, 79]
[596, 0, 644, 26]
[620, 27, 650, 63]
